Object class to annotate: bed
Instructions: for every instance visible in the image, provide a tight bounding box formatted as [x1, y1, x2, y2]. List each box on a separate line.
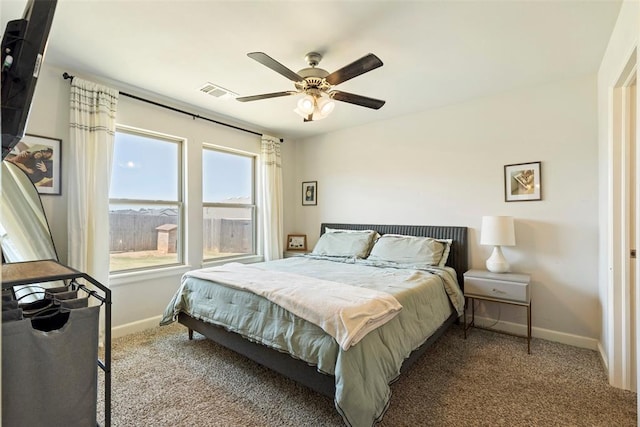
[161, 223, 468, 426]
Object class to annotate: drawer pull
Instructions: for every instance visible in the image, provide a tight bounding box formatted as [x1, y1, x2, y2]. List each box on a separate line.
[492, 288, 507, 294]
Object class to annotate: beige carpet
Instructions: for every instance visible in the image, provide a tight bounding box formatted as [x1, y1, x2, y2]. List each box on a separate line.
[98, 323, 637, 426]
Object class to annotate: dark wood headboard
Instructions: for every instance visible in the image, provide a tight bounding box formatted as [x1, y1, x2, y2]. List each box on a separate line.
[320, 223, 468, 287]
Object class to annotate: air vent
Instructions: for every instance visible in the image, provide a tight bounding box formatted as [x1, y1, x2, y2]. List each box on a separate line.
[199, 82, 238, 100]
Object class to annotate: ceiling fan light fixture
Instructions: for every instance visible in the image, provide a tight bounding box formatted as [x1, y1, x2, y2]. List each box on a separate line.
[297, 95, 315, 115]
[317, 97, 335, 116]
[294, 95, 334, 122]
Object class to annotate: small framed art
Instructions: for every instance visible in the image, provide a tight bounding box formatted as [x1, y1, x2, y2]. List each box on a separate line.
[287, 234, 307, 251]
[504, 161, 541, 202]
[302, 181, 317, 206]
[6, 134, 62, 195]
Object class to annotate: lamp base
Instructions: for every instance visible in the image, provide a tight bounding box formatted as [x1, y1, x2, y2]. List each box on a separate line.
[486, 246, 510, 273]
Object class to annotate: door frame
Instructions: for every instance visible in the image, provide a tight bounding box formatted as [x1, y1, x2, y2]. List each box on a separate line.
[608, 48, 637, 392]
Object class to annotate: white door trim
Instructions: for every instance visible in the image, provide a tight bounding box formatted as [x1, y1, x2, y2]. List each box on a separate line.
[608, 47, 638, 391]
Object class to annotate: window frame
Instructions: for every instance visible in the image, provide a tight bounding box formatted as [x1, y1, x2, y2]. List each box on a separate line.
[108, 125, 185, 273]
[202, 144, 257, 263]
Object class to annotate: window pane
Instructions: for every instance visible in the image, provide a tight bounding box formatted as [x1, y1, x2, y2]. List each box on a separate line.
[109, 204, 180, 271]
[110, 131, 179, 201]
[203, 149, 252, 203]
[203, 206, 253, 260]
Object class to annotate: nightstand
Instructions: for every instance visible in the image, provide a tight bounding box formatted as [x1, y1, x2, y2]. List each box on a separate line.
[283, 251, 309, 258]
[463, 269, 532, 354]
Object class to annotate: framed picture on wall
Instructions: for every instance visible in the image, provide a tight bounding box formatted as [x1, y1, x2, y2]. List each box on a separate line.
[6, 134, 62, 195]
[302, 181, 317, 206]
[504, 161, 541, 202]
[287, 234, 307, 251]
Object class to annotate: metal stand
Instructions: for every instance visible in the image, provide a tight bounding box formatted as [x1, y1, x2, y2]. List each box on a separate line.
[2, 259, 112, 426]
[463, 294, 532, 354]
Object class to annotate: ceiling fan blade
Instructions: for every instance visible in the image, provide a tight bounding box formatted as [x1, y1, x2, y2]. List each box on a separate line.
[330, 91, 386, 110]
[325, 53, 383, 86]
[247, 52, 303, 82]
[236, 91, 297, 102]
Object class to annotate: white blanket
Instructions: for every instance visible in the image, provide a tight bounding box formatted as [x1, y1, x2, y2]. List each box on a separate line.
[184, 262, 403, 351]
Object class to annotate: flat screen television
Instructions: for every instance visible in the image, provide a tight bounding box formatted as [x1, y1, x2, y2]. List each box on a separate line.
[1, 0, 57, 160]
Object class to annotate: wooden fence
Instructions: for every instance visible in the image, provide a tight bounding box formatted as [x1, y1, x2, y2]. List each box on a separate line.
[109, 212, 177, 252]
[203, 218, 252, 254]
[110, 212, 252, 254]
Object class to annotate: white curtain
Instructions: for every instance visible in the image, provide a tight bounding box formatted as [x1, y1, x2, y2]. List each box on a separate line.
[68, 77, 118, 286]
[260, 135, 284, 260]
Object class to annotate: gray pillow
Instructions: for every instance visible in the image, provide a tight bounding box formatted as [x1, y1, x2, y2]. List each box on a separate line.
[436, 238, 453, 267]
[367, 234, 445, 267]
[311, 231, 377, 258]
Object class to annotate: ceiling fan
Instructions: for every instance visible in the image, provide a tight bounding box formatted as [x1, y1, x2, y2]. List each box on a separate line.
[236, 51, 385, 122]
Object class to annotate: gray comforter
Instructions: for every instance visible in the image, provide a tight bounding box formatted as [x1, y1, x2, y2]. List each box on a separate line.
[161, 256, 463, 427]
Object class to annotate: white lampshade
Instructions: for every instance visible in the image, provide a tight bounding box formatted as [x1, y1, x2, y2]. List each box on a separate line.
[297, 95, 315, 114]
[480, 216, 515, 246]
[480, 216, 516, 273]
[317, 97, 335, 116]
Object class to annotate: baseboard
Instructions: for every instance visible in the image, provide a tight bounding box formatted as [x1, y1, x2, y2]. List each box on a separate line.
[472, 315, 599, 350]
[597, 340, 609, 372]
[112, 315, 164, 339]
[115, 314, 600, 351]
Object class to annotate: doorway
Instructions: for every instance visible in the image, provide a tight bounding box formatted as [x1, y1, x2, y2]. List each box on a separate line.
[609, 49, 637, 396]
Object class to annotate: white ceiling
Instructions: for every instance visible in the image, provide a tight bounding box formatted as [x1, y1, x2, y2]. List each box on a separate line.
[2, 0, 622, 140]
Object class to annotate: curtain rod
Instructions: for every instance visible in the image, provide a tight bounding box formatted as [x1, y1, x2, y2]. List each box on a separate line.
[62, 72, 283, 143]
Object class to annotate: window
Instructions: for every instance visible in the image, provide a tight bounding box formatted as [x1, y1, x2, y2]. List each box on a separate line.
[202, 146, 255, 261]
[109, 127, 182, 273]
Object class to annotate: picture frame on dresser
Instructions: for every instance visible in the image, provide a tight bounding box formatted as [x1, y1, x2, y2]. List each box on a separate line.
[287, 234, 307, 251]
[504, 161, 541, 202]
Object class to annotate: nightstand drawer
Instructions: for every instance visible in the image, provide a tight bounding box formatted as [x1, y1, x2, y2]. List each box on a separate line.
[464, 276, 529, 302]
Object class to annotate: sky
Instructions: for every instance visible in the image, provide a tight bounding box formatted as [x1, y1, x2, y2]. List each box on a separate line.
[109, 132, 251, 203]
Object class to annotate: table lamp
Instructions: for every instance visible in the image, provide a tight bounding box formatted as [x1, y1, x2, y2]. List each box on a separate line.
[480, 216, 516, 273]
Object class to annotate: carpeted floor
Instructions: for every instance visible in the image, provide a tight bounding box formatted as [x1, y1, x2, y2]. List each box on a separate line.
[97, 323, 637, 426]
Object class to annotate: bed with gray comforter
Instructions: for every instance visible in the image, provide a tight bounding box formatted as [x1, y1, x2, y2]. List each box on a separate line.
[161, 242, 465, 426]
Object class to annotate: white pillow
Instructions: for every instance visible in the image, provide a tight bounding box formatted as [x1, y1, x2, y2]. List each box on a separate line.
[325, 227, 356, 233]
[325, 227, 381, 239]
[312, 230, 377, 258]
[367, 234, 445, 267]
